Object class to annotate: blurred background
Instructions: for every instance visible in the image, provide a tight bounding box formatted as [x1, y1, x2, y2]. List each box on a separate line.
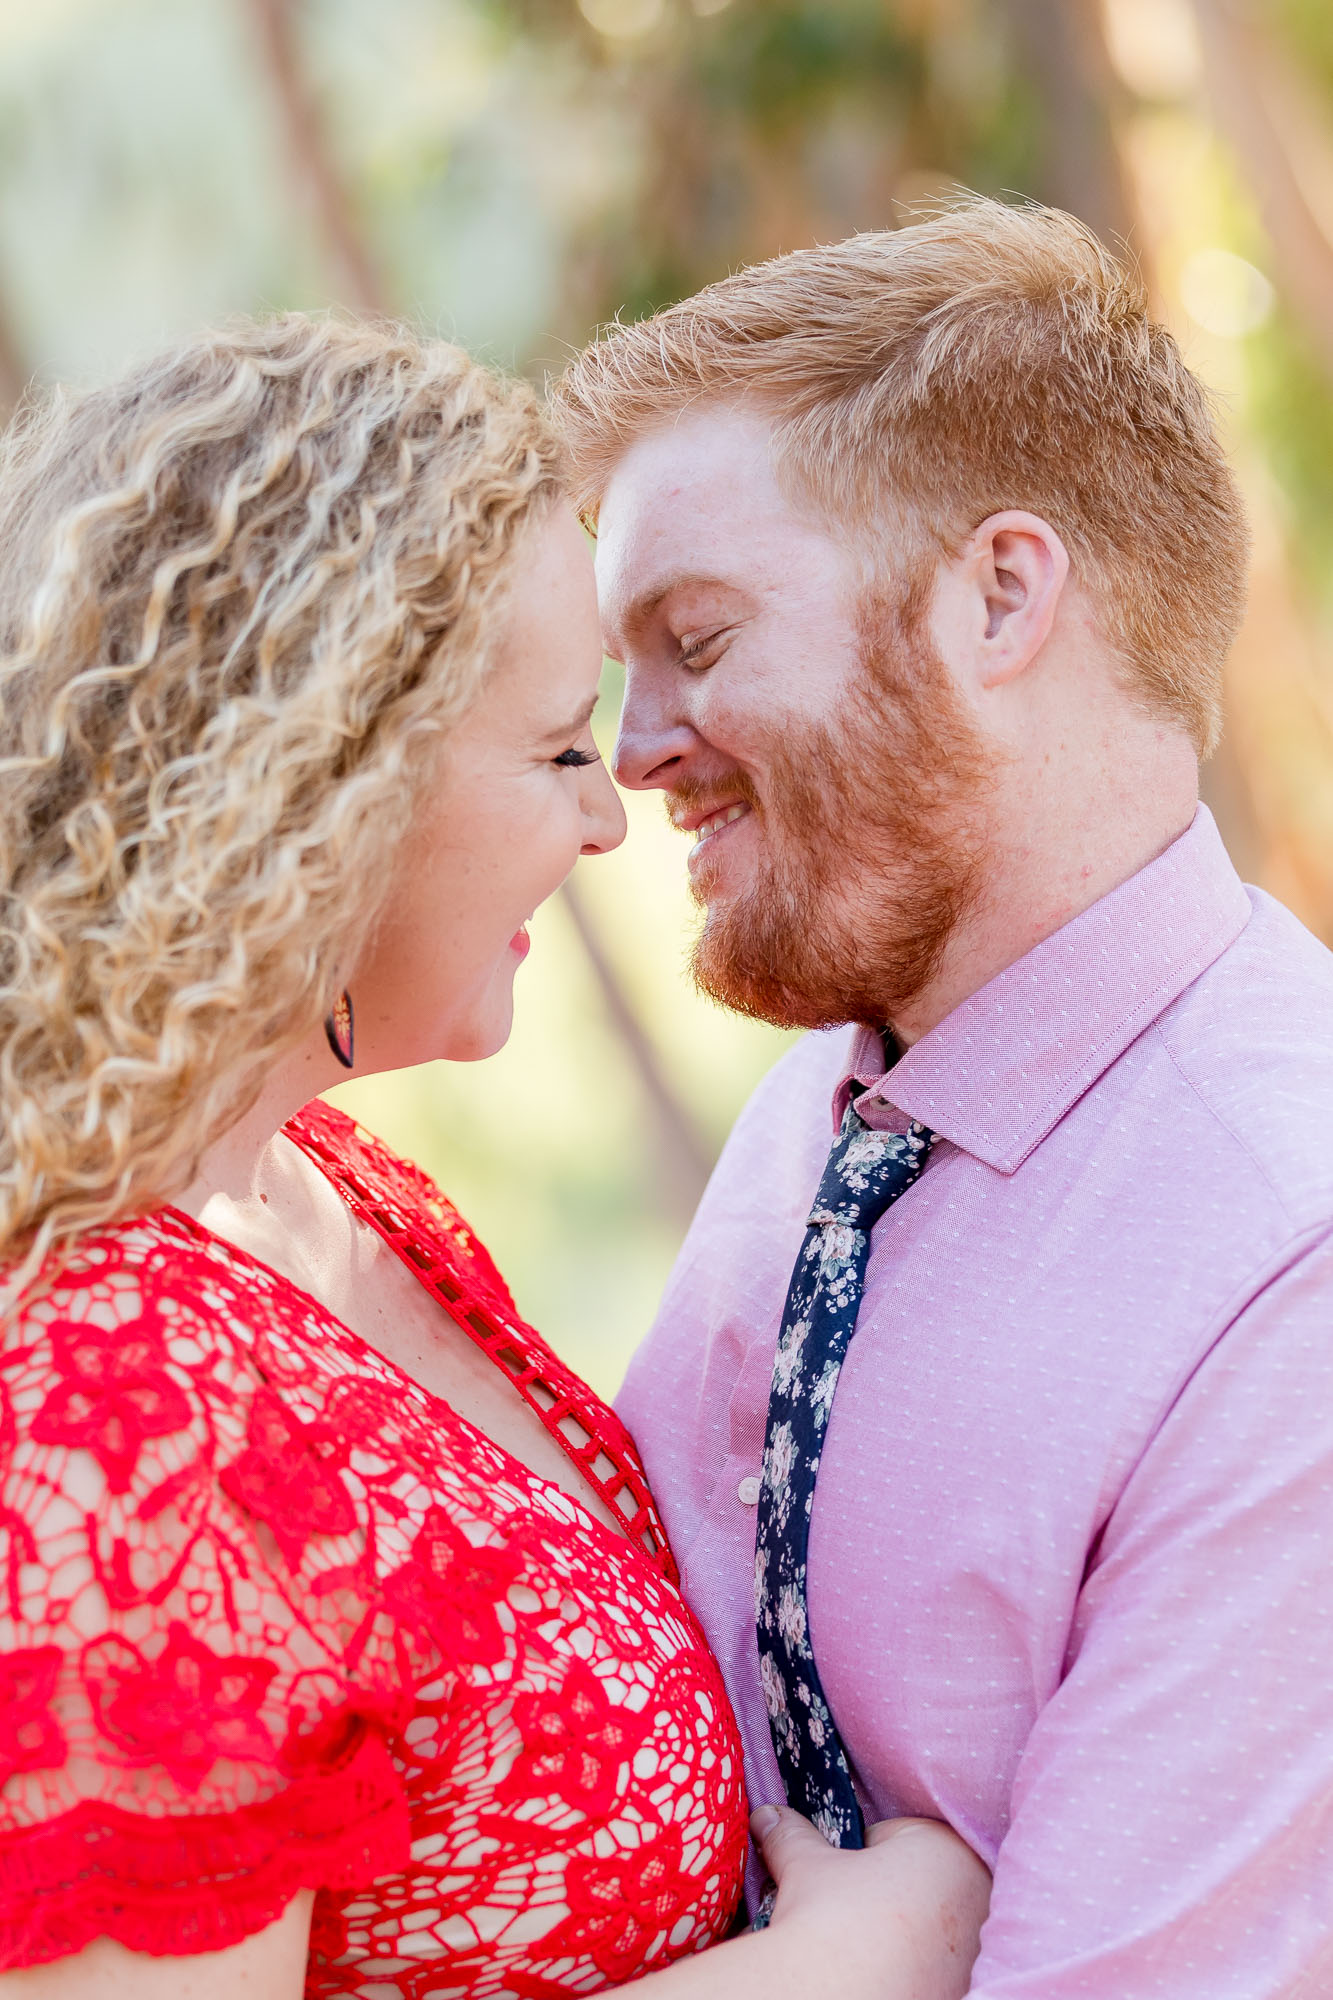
[2, 0, 1332, 1391]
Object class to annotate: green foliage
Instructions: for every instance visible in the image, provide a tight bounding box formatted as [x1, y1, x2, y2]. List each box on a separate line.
[1249, 308, 1333, 616]
[688, 2, 922, 130]
[1270, 0, 1333, 102]
[472, 0, 1051, 344]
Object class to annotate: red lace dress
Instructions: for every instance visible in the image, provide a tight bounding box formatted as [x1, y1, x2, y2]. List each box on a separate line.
[0, 1103, 747, 1993]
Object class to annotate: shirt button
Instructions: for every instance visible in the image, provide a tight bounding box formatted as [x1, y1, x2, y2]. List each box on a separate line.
[737, 1475, 761, 1506]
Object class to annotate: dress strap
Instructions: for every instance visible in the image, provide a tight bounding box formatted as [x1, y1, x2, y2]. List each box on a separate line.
[287, 1103, 677, 1581]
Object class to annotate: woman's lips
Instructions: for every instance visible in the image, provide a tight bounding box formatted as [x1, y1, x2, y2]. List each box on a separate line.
[509, 925, 531, 959]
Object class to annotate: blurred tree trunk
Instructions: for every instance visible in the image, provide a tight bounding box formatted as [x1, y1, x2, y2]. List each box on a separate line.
[241, 0, 716, 1208]
[0, 289, 30, 421]
[1193, 0, 1333, 393]
[241, 0, 384, 315]
[561, 877, 716, 1226]
[1209, 511, 1333, 931]
[1183, 0, 1333, 932]
[995, 0, 1136, 247]
[1004, 0, 1270, 887]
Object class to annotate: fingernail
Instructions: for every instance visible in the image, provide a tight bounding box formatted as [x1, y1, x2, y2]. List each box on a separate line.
[749, 1804, 780, 1837]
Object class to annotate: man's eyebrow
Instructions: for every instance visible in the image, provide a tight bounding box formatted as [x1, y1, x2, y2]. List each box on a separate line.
[622, 569, 743, 625]
[539, 692, 600, 743]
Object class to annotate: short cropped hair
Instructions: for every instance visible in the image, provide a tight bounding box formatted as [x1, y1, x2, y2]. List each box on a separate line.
[554, 198, 1248, 753]
[0, 313, 562, 1269]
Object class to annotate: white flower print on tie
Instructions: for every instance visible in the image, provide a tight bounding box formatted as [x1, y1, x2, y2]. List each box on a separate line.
[751, 1095, 932, 1922]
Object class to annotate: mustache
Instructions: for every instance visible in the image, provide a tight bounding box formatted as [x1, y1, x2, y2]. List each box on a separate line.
[665, 770, 762, 831]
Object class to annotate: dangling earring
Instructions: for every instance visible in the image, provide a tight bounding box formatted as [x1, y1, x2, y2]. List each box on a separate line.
[324, 989, 354, 1069]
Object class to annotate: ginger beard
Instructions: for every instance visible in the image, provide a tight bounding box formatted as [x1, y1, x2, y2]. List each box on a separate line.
[678, 598, 993, 1032]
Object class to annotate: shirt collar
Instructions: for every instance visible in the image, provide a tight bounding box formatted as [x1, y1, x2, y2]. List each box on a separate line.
[836, 806, 1253, 1173]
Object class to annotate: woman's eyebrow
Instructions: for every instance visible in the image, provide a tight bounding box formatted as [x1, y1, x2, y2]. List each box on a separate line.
[539, 692, 600, 744]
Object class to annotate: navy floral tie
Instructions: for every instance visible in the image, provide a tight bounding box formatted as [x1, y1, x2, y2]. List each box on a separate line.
[753, 1090, 932, 1886]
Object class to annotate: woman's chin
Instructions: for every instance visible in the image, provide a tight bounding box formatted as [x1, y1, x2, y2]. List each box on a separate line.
[433, 997, 516, 1065]
[366, 968, 519, 1070]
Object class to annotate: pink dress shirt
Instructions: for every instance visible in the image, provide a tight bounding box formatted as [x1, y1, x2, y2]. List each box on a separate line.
[618, 807, 1333, 1996]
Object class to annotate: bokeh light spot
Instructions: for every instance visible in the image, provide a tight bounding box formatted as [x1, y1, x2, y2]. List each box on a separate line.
[577, 0, 666, 39]
[1101, 0, 1202, 101]
[1179, 248, 1276, 339]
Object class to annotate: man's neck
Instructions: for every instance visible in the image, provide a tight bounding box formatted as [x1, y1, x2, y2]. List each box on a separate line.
[889, 788, 1200, 1049]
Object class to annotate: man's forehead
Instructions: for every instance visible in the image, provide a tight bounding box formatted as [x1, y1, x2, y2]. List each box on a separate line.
[600, 413, 781, 535]
[594, 410, 816, 630]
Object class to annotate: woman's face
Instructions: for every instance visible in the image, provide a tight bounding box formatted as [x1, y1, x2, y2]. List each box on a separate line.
[351, 504, 626, 1068]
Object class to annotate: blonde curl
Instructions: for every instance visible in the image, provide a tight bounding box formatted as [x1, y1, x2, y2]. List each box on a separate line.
[0, 312, 564, 1275]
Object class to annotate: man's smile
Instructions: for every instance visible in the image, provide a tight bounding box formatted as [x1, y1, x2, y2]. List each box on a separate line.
[671, 798, 755, 868]
[693, 801, 751, 844]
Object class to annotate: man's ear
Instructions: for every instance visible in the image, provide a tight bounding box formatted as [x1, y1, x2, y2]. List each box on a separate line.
[959, 511, 1069, 690]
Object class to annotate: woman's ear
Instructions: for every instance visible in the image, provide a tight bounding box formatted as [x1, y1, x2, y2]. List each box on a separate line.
[964, 510, 1069, 690]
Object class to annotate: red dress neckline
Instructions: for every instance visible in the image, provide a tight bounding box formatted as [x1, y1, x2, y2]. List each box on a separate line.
[166, 1098, 676, 1579]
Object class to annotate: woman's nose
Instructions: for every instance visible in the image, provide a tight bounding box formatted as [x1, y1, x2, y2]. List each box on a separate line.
[580, 759, 628, 856]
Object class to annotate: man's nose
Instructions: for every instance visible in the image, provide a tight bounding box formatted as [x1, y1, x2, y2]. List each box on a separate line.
[614, 688, 698, 792]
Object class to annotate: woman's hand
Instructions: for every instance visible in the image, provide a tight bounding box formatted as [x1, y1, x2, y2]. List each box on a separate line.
[753, 1804, 991, 1999]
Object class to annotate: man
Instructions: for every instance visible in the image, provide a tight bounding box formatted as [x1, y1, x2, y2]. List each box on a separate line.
[553, 200, 1333, 1995]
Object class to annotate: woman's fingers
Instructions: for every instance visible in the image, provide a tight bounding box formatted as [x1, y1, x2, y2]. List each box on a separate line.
[865, 1813, 939, 1848]
[748, 1803, 829, 1887]
[866, 1816, 993, 1944]
[752, 1805, 986, 1883]
[866, 1816, 991, 1890]
[747, 1805, 990, 1998]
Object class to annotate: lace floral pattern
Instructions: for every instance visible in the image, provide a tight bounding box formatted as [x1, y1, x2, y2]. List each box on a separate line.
[0, 1106, 747, 1993]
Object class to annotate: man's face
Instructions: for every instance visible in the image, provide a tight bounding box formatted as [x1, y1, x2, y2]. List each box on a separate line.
[596, 405, 992, 1032]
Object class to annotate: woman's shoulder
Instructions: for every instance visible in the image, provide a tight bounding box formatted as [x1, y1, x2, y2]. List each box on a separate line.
[287, 1098, 518, 1319]
[5, 1199, 358, 1417]
[4, 1202, 282, 1384]
[0, 1204, 482, 1638]
[0, 1198, 518, 1551]
[0, 1208, 416, 1966]
[1, 1207, 392, 1581]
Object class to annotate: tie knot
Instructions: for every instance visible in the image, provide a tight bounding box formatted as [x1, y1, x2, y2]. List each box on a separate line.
[807, 1107, 931, 1232]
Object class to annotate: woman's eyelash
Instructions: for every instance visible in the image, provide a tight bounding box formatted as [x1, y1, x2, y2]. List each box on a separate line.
[553, 745, 600, 768]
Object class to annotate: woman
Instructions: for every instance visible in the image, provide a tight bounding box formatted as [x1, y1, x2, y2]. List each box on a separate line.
[0, 316, 988, 1997]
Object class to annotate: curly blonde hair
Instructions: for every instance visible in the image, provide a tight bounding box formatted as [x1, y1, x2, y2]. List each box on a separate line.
[0, 312, 563, 1272]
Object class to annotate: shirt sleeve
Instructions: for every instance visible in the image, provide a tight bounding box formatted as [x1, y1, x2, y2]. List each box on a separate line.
[970, 1229, 1333, 1998]
[0, 1233, 413, 1970]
